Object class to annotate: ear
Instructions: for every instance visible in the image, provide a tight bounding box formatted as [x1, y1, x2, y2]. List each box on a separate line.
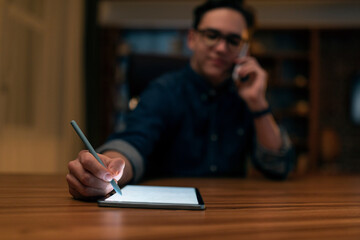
[187, 29, 196, 51]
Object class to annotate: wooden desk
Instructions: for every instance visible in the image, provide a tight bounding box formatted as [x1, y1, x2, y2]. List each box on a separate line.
[1, 174, 360, 240]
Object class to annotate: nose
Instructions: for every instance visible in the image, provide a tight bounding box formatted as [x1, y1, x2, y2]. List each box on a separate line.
[214, 38, 228, 52]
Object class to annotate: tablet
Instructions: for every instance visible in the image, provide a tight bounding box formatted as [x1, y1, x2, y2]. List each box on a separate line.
[98, 185, 205, 210]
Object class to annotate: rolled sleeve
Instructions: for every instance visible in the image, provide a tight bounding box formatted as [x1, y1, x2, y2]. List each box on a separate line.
[252, 128, 295, 179]
[97, 140, 145, 183]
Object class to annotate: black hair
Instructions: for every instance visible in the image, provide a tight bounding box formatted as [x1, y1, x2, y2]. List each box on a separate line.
[193, 0, 255, 30]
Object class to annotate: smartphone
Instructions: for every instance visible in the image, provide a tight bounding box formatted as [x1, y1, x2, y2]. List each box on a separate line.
[232, 42, 249, 82]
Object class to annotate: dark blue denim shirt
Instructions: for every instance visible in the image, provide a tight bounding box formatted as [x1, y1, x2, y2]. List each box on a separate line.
[98, 65, 294, 182]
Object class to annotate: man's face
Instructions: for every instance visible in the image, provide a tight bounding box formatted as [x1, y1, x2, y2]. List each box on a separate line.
[188, 8, 248, 85]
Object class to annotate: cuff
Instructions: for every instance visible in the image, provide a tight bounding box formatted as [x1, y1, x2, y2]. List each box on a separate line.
[256, 127, 292, 157]
[96, 140, 145, 183]
[253, 128, 293, 176]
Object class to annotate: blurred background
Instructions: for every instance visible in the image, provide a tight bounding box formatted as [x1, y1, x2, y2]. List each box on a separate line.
[0, 0, 359, 175]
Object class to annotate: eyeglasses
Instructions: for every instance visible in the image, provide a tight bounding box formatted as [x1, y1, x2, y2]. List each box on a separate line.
[196, 28, 247, 52]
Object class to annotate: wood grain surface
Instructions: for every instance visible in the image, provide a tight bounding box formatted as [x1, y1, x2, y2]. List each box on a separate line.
[1, 174, 360, 240]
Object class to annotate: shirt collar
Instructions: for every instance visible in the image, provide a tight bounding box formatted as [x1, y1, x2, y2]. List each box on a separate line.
[184, 64, 237, 99]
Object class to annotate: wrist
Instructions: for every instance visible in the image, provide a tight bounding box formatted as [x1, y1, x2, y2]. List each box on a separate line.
[246, 98, 269, 112]
[251, 106, 271, 119]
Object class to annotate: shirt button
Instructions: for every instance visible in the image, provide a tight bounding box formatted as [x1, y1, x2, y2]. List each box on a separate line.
[210, 165, 218, 172]
[237, 128, 244, 136]
[210, 134, 218, 141]
[208, 89, 216, 97]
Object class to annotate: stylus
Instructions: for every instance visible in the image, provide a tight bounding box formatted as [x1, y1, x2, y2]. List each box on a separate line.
[70, 120, 122, 196]
[232, 42, 249, 81]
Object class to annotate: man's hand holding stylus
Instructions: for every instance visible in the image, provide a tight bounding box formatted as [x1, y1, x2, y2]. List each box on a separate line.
[66, 150, 132, 200]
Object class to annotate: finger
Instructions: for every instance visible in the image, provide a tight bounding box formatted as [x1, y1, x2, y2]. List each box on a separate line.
[237, 76, 255, 90]
[102, 157, 126, 181]
[66, 173, 113, 198]
[234, 56, 255, 65]
[235, 58, 261, 76]
[68, 185, 82, 199]
[237, 58, 266, 79]
[233, 61, 256, 81]
[68, 182, 108, 201]
[238, 66, 265, 87]
[237, 61, 258, 76]
[68, 160, 110, 189]
[78, 151, 113, 182]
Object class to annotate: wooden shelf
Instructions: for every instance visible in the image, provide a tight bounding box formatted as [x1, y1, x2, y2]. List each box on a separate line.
[273, 109, 309, 119]
[253, 51, 309, 60]
[269, 83, 309, 90]
[290, 136, 308, 152]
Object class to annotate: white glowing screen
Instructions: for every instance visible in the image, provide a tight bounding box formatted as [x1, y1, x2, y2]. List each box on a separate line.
[104, 185, 198, 205]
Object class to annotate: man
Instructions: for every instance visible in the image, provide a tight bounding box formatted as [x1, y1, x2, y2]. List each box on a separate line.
[67, 0, 294, 200]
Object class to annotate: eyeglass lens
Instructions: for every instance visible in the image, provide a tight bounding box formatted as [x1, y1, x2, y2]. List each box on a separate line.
[198, 29, 244, 51]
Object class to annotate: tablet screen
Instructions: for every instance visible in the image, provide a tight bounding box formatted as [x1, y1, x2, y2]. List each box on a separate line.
[98, 185, 205, 210]
[104, 185, 199, 204]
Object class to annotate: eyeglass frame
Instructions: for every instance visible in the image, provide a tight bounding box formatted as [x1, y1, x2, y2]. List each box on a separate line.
[194, 28, 248, 52]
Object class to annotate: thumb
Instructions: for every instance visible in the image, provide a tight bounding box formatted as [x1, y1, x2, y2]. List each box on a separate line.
[96, 154, 122, 182]
[103, 171, 114, 182]
[107, 158, 126, 181]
